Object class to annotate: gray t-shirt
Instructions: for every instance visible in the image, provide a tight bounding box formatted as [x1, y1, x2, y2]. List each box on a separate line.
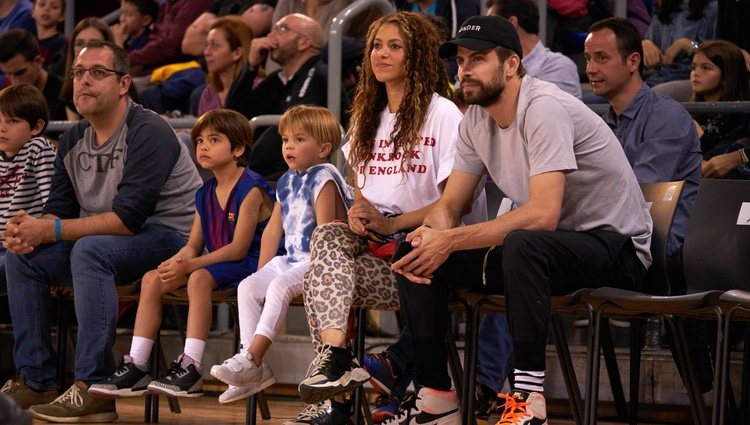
[48, 102, 200, 237]
[454, 76, 653, 268]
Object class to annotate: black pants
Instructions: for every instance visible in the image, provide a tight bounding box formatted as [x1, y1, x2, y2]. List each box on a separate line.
[395, 228, 646, 390]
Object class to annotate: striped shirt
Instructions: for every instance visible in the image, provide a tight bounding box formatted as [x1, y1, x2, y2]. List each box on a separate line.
[0, 136, 56, 237]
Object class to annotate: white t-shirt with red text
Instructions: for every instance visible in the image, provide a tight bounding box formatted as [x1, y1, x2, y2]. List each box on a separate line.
[343, 93, 463, 217]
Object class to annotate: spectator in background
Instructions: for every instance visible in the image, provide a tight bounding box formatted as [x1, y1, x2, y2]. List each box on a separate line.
[232, 13, 329, 177]
[394, 0, 479, 38]
[181, 0, 276, 57]
[487, 0, 582, 98]
[0, 29, 65, 119]
[272, 0, 379, 42]
[58, 17, 114, 120]
[0, 0, 34, 34]
[112, 0, 158, 53]
[641, 0, 717, 86]
[197, 17, 253, 115]
[127, 0, 212, 76]
[31, 0, 66, 78]
[692, 40, 750, 179]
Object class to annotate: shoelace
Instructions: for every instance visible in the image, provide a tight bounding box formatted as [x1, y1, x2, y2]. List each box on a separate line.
[1, 379, 18, 393]
[113, 361, 133, 378]
[373, 393, 397, 410]
[52, 384, 84, 408]
[304, 344, 333, 378]
[496, 394, 530, 424]
[296, 400, 331, 419]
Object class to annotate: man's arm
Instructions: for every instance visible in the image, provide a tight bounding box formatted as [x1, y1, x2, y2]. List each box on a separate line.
[181, 12, 217, 56]
[393, 171, 565, 283]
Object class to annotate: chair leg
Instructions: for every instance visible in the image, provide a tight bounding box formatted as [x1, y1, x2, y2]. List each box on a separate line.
[628, 319, 643, 425]
[586, 307, 605, 425]
[352, 307, 372, 425]
[600, 321, 628, 420]
[742, 328, 750, 425]
[550, 317, 584, 425]
[445, 322, 464, 405]
[246, 395, 257, 425]
[665, 316, 709, 425]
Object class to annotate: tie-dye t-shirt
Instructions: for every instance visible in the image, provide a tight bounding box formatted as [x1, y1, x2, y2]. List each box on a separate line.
[276, 163, 352, 263]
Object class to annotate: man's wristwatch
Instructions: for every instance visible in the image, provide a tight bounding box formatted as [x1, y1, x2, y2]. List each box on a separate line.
[687, 40, 700, 57]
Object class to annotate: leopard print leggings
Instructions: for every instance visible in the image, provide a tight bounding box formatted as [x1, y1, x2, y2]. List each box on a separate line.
[303, 222, 400, 348]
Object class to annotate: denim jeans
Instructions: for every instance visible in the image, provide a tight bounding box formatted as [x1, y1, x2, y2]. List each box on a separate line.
[6, 224, 186, 389]
[476, 314, 513, 393]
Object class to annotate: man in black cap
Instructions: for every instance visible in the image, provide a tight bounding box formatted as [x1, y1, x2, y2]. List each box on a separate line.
[389, 15, 652, 424]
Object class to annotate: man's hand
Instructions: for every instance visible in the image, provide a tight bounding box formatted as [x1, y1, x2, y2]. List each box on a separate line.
[391, 226, 452, 284]
[642, 40, 663, 68]
[2, 211, 50, 254]
[663, 38, 690, 65]
[348, 197, 393, 236]
[248, 37, 277, 68]
[702, 150, 743, 177]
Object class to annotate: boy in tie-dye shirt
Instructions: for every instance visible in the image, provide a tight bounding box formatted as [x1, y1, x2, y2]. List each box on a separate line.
[210, 105, 352, 404]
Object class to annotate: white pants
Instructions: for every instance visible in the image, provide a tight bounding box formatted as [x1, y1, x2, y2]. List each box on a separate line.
[237, 256, 308, 349]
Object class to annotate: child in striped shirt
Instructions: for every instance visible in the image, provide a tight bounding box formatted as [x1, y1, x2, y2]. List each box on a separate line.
[0, 83, 55, 291]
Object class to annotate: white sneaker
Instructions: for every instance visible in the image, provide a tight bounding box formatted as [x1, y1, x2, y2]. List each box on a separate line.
[210, 352, 276, 388]
[494, 391, 547, 425]
[218, 384, 268, 405]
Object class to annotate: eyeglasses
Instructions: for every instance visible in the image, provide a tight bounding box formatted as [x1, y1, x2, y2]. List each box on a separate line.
[69, 67, 124, 80]
[272, 23, 305, 36]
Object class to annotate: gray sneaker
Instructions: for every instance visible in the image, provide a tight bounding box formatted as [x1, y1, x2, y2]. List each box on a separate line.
[29, 381, 117, 423]
[0, 376, 58, 409]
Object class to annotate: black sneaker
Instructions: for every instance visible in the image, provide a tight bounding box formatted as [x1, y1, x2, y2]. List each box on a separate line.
[382, 387, 460, 425]
[89, 356, 152, 399]
[284, 399, 353, 425]
[147, 355, 203, 398]
[298, 344, 370, 404]
[475, 383, 498, 421]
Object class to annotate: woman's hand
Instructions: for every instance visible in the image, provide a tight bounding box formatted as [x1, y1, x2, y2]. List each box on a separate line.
[642, 40, 663, 68]
[348, 197, 393, 236]
[702, 150, 743, 178]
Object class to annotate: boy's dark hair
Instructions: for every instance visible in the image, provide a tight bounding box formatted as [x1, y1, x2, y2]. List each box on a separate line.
[191, 109, 253, 167]
[122, 0, 159, 20]
[589, 17, 644, 77]
[486, 0, 539, 35]
[0, 29, 41, 62]
[0, 83, 50, 133]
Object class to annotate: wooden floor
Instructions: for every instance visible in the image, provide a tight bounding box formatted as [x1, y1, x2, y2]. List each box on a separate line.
[29, 395, 671, 425]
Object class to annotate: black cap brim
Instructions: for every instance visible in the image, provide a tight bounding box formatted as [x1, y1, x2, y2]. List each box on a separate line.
[438, 38, 499, 59]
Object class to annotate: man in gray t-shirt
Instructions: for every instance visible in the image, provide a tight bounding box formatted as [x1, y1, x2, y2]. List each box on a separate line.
[390, 15, 652, 424]
[2, 40, 200, 422]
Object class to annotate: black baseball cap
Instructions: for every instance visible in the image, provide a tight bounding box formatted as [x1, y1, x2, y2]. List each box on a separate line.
[438, 15, 523, 59]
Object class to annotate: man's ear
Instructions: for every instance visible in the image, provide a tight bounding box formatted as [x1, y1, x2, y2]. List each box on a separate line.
[627, 52, 641, 73]
[143, 15, 154, 28]
[119, 74, 132, 96]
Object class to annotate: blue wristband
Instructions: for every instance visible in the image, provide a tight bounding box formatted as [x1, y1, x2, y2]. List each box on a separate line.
[54, 218, 61, 242]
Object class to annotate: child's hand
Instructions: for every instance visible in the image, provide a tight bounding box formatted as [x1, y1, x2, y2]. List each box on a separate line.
[110, 23, 128, 48]
[158, 255, 188, 284]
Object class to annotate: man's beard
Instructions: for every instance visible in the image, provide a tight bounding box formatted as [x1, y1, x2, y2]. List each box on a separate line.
[462, 75, 504, 107]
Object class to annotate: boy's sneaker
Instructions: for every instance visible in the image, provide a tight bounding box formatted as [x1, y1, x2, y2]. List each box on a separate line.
[147, 355, 203, 398]
[29, 381, 117, 423]
[210, 351, 277, 390]
[298, 344, 370, 404]
[1, 375, 58, 409]
[382, 387, 460, 425]
[284, 399, 353, 425]
[494, 391, 547, 425]
[363, 352, 404, 395]
[371, 393, 400, 423]
[89, 355, 153, 398]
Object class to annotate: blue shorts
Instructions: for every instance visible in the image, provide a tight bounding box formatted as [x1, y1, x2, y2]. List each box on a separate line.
[205, 257, 258, 290]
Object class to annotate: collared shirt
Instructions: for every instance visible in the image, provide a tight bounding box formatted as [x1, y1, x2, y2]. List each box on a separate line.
[603, 83, 702, 256]
[523, 41, 582, 99]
